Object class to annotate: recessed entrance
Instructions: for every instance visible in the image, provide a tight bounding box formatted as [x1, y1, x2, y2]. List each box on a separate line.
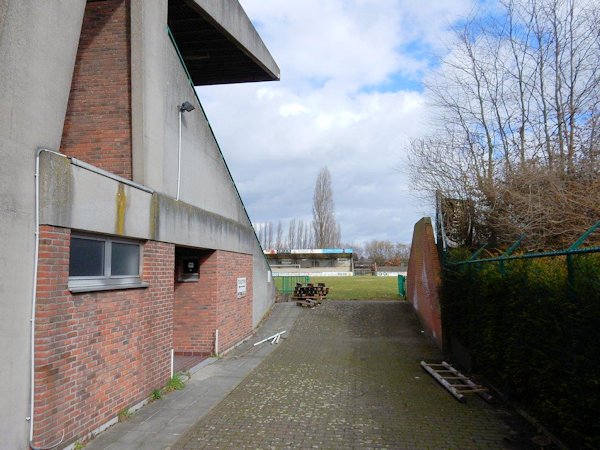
[173, 246, 217, 372]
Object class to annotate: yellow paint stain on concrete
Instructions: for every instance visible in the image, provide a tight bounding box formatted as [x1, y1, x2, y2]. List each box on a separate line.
[149, 194, 159, 240]
[116, 184, 127, 235]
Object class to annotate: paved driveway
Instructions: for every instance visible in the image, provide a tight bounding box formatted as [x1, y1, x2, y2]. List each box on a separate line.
[173, 301, 512, 449]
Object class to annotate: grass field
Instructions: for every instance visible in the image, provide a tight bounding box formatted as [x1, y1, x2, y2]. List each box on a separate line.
[309, 276, 404, 300]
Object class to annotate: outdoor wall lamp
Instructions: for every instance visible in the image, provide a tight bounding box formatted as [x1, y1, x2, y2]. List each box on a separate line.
[180, 101, 195, 113]
[177, 101, 196, 200]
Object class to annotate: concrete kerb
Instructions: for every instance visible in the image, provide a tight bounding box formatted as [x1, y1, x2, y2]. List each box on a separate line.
[84, 302, 301, 450]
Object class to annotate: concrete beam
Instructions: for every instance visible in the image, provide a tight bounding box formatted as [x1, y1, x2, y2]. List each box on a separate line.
[188, 0, 280, 81]
[39, 152, 257, 256]
[153, 193, 256, 254]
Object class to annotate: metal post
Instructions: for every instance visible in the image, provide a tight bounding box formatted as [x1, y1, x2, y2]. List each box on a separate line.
[499, 234, 525, 274]
[469, 244, 487, 261]
[566, 221, 600, 293]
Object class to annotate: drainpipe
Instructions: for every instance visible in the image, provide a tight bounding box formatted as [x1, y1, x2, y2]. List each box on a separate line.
[176, 101, 195, 201]
[214, 329, 219, 357]
[170, 349, 174, 379]
[30, 148, 68, 450]
[177, 108, 182, 200]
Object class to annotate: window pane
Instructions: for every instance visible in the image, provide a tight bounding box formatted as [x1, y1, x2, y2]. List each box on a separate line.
[111, 242, 140, 276]
[69, 238, 105, 276]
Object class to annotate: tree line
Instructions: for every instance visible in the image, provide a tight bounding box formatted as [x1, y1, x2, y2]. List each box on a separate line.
[255, 219, 317, 251]
[409, 0, 600, 250]
[254, 167, 409, 264]
[256, 221, 410, 266]
[255, 167, 341, 250]
[356, 240, 410, 266]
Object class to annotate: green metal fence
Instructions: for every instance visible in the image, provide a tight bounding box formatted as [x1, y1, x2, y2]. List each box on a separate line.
[441, 220, 600, 448]
[274, 276, 310, 294]
[397, 275, 406, 297]
[446, 220, 600, 286]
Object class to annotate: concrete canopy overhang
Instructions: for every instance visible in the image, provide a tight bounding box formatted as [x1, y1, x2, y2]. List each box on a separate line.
[168, 0, 280, 85]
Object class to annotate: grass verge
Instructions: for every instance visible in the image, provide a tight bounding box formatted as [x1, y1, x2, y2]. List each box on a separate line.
[310, 276, 403, 300]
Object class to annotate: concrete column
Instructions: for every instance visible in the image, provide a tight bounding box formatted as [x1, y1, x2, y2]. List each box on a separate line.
[0, 1, 86, 447]
[131, 0, 169, 190]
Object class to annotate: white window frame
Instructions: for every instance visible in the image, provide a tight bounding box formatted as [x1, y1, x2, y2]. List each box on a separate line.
[68, 233, 148, 293]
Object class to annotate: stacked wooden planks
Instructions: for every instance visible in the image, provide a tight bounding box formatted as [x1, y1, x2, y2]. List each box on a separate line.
[292, 282, 329, 308]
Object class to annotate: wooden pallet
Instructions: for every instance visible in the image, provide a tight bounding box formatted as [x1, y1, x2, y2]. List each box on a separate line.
[421, 361, 492, 403]
[292, 297, 321, 308]
[292, 283, 328, 307]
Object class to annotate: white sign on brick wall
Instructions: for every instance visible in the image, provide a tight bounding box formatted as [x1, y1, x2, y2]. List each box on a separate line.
[237, 277, 247, 298]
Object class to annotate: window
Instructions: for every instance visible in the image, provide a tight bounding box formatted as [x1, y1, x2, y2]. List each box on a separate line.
[68, 235, 147, 292]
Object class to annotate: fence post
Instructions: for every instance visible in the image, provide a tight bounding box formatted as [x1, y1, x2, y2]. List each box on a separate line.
[397, 274, 406, 297]
[498, 235, 525, 274]
[566, 221, 600, 293]
[468, 244, 487, 261]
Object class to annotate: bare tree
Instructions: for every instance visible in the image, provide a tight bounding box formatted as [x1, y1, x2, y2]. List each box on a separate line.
[287, 219, 297, 249]
[297, 220, 305, 248]
[303, 224, 314, 249]
[312, 167, 341, 248]
[254, 222, 268, 249]
[363, 240, 411, 265]
[409, 0, 600, 249]
[275, 221, 284, 251]
[265, 222, 273, 250]
[260, 223, 266, 248]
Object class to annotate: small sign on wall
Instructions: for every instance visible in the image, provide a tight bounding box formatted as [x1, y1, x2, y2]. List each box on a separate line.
[237, 277, 247, 298]
[178, 257, 199, 282]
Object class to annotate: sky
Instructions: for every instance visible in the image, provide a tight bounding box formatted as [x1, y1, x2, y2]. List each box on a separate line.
[196, 0, 475, 245]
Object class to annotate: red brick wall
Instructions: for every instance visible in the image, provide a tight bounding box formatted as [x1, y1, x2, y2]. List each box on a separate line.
[33, 226, 174, 447]
[61, 0, 132, 179]
[216, 251, 253, 352]
[406, 218, 443, 349]
[173, 251, 218, 354]
[173, 250, 253, 356]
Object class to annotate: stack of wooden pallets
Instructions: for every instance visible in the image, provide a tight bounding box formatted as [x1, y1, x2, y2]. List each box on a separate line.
[292, 283, 329, 308]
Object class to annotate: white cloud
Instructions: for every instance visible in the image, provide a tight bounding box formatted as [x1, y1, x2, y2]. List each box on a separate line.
[279, 103, 310, 117]
[196, 0, 475, 244]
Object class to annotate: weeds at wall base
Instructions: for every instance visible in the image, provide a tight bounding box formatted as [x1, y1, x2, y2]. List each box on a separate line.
[150, 389, 162, 401]
[163, 373, 186, 393]
[148, 372, 187, 403]
[117, 408, 131, 423]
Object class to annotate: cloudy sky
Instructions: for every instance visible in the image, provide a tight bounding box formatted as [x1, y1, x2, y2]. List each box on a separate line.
[196, 0, 474, 245]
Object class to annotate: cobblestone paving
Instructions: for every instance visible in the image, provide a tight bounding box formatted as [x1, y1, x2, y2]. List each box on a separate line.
[173, 301, 513, 449]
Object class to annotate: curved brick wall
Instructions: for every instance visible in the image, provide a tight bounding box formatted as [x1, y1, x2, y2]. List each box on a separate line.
[406, 217, 443, 349]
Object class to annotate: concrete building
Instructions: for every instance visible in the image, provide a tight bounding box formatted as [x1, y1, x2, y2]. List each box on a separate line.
[0, 1, 278, 448]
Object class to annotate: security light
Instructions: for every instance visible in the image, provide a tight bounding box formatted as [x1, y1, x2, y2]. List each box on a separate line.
[179, 101, 195, 113]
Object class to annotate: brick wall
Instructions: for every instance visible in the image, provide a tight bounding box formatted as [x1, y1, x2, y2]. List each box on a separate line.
[61, 0, 132, 179]
[33, 226, 174, 447]
[173, 250, 253, 356]
[216, 251, 253, 352]
[173, 251, 218, 354]
[406, 218, 443, 349]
